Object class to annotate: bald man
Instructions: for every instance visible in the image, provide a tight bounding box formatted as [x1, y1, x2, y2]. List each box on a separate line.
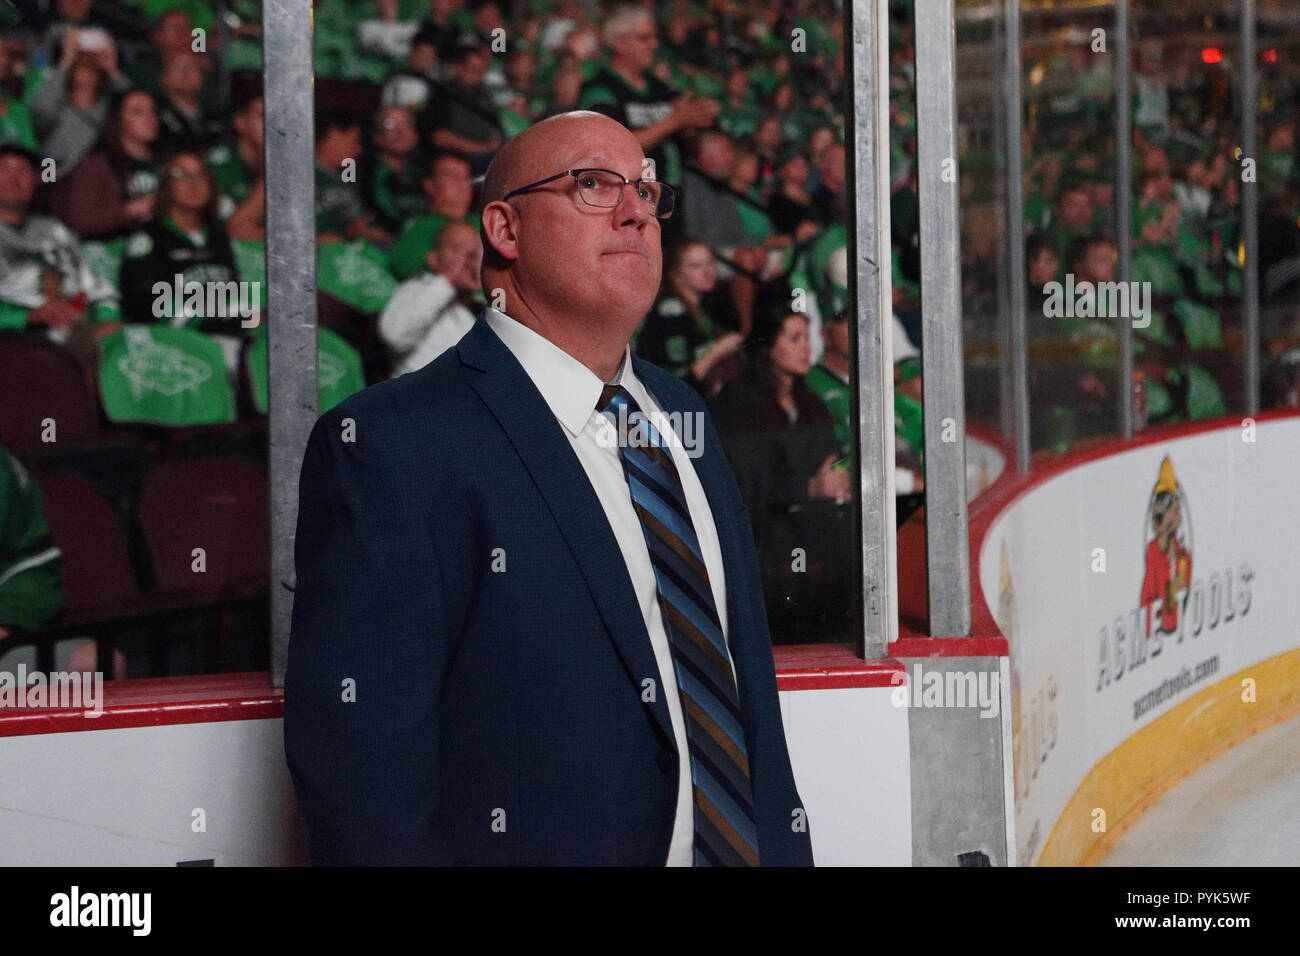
[285, 111, 813, 867]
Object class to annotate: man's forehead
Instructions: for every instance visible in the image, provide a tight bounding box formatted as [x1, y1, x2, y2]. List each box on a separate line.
[494, 117, 646, 195]
[569, 152, 652, 177]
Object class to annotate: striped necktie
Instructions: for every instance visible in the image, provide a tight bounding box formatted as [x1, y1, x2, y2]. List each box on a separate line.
[597, 383, 760, 867]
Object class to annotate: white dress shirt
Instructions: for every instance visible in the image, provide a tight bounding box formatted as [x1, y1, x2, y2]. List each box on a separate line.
[483, 307, 735, 867]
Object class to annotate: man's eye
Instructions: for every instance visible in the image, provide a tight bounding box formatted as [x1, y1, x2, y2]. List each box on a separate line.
[577, 174, 601, 190]
[636, 183, 656, 202]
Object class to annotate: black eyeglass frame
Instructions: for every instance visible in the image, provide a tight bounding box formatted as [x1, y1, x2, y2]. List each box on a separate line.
[501, 168, 676, 219]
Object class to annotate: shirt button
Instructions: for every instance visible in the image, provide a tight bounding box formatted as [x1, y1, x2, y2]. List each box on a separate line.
[657, 750, 676, 774]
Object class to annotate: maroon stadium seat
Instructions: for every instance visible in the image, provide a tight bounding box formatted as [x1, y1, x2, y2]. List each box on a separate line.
[0, 336, 99, 452]
[139, 457, 269, 602]
[32, 468, 139, 619]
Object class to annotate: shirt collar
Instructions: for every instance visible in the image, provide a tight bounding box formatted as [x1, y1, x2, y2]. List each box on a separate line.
[484, 307, 638, 438]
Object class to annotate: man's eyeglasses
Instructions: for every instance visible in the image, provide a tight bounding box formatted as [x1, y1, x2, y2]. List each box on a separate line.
[503, 168, 675, 219]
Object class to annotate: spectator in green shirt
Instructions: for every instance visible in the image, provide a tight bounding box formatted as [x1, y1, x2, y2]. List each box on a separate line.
[803, 310, 853, 458]
[716, 68, 759, 140]
[635, 237, 743, 399]
[0, 39, 37, 151]
[1045, 176, 1096, 263]
[314, 111, 392, 245]
[125, 9, 222, 119]
[365, 107, 429, 235]
[0, 447, 62, 640]
[207, 93, 265, 239]
[387, 148, 479, 279]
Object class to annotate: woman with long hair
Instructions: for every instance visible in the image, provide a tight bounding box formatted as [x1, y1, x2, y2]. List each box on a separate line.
[115, 148, 245, 385]
[50, 86, 158, 239]
[118, 149, 238, 332]
[634, 237, 743, 399]
[709, 290, 854, 644]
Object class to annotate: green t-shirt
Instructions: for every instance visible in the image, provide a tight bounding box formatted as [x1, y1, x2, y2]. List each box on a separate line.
[805, 363, 852, 456]
[387, 212, 482, 281]
[0, 98, 37, 151]
[801, 221, 848, 314]
[894, 391, 924, 468]
[736, 197, 775, 243]
[717, 101, 760, 140]
[206, 139, 256, 215]
[1024, 186, 1051, 234]
[0, 448, 63, 632]
[369, 158, 429, 234]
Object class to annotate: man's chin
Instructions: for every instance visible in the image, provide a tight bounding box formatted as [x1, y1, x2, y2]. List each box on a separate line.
[583, 281, 656, 324]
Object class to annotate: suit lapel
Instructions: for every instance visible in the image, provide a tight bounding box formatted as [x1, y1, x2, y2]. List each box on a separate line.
[459, 321, 676, 748]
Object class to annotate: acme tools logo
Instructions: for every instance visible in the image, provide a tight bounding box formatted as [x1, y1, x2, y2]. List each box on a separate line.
[1096, 456, 1254, 693]
[1141, 456, 1192, 637]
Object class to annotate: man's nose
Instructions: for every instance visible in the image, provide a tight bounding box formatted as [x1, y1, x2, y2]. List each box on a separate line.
[614, 186, 652, 227]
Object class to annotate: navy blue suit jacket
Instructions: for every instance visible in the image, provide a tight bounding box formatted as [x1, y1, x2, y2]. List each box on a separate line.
[284, 317, 813, 865]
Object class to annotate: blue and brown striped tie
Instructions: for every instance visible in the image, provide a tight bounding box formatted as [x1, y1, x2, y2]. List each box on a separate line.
[597, 383, 760, 867]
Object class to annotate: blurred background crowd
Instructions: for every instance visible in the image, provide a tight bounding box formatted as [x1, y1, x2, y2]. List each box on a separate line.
[0, 0, 1297, 673]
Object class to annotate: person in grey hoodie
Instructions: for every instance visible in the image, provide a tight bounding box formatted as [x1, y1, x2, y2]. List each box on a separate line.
[30, 27, 130, 178]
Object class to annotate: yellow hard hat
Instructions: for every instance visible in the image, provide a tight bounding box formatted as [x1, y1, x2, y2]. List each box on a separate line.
[1153, 456, 1179, 496]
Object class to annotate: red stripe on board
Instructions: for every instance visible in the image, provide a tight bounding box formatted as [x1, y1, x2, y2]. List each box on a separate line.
[0, 672, 282, 737]
[890, 635, 1009, 658]
[773, 644, 905, 690]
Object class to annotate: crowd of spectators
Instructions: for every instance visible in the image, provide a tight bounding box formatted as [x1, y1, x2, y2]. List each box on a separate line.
[998, 21, 1300, 444]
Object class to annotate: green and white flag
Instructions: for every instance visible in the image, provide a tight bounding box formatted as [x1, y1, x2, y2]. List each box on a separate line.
[245, 326, 364, 416]
[98, 325, 236, 425]
[317, 240, 398, 314]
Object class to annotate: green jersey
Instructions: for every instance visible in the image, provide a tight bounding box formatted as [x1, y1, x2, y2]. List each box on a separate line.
[0, 448, 62, 632]
[805, 363, 852, 457]
[206, 139, 257, 218]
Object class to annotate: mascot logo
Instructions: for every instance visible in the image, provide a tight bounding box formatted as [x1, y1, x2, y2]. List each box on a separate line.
[1140, 456, 1192, 638]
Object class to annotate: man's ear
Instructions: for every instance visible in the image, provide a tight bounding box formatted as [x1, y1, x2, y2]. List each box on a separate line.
[480, 199, 520, 263]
